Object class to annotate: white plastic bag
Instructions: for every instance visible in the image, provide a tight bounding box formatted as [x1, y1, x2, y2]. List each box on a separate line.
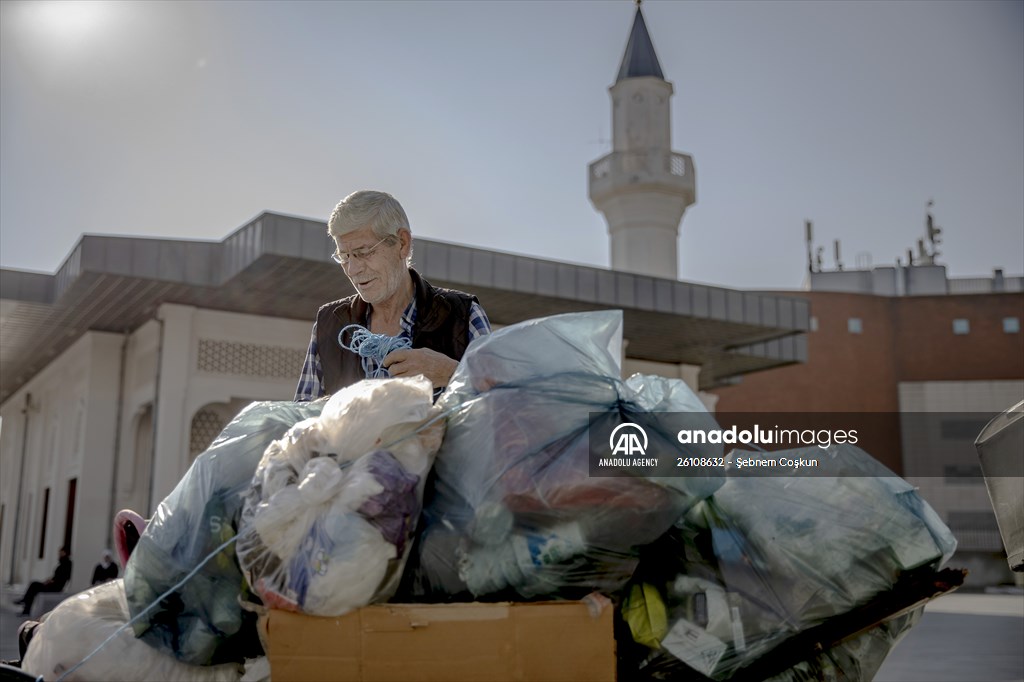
[22, 579, 242, 682]
[237, 377, 443, 616]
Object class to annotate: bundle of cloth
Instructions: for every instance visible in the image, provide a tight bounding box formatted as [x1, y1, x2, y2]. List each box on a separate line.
[123, 400, 325, 666]
[404, 310, 724, 600]
[236, 376, 444, 616]
[619, 444, 957, 680]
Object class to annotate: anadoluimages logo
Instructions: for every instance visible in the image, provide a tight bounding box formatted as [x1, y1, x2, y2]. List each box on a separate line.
[609, 422, 648, 456]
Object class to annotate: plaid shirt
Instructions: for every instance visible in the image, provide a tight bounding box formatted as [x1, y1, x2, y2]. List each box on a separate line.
[294, 299, 491, 401]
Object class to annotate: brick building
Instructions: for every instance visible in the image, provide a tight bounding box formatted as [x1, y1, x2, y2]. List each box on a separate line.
[712, 263, 1024, 585]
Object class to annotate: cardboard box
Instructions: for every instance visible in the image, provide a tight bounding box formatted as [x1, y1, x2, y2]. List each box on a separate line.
[263, 600, 616, 682]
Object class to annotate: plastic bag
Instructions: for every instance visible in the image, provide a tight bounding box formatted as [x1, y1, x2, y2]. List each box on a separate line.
[406, 311, 724, 600]
[236, 377, 443, 616]
[22, 579, 242, 682]
[765, 607, 923, 682]
[124, 400, 325, 666]
[623, 443, 955, 680]
[633, 604, 924, 681]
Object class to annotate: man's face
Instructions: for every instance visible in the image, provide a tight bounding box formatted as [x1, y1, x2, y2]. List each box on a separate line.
[335, 226, 408, 305]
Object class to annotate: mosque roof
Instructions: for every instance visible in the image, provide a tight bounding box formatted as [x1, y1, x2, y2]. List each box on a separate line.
[0, 211, 808, 402]
[616, 6, 665, 82]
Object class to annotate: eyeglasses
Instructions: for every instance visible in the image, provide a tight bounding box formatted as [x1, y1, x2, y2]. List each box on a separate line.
[331, 235, 394, 266]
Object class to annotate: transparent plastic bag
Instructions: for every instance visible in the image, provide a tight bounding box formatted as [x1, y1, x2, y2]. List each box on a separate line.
[407, 311, 723, 600]
[236, 377, 443, 616]
[22, 579, 242, 682]
[123, 400, 324, 666]
[764, 607, 923, 682]
[624, 444, 955, 680]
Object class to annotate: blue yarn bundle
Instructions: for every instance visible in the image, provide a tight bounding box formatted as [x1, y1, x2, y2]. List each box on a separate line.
[338, 324, 413, 378]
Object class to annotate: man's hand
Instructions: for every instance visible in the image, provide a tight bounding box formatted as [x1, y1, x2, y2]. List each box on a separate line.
[383, 347, 458, 389]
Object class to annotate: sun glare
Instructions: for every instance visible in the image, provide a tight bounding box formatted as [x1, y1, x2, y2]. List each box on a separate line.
[26, 0, 109, 40]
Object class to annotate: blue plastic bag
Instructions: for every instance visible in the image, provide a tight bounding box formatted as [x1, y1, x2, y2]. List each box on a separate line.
[408, 311, 724, 599]
[124, 399, 324, 665]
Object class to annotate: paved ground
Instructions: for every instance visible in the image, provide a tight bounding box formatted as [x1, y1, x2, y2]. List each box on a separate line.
[876, 592, 1024, 682]
[2, 583, 1022, 679]
[0, 583, 33, 663]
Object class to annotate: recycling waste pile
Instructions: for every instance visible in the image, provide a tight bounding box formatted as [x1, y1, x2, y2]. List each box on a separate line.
[20, 310, 960, 681]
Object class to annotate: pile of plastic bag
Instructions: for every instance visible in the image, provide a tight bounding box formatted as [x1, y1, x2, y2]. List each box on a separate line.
[21, 309, 957, 681]
[236, 376, 443, 616]
[619, 445, 956, 679]
[405, 311, 724, 600]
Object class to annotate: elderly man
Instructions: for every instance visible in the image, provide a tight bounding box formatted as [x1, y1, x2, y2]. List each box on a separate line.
[295, 190, 490, 400]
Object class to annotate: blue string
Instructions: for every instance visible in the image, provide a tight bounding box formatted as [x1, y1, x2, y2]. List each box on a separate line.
[338, 324, 412, 378]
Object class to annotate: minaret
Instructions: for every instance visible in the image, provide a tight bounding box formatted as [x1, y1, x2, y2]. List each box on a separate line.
[588, 2, 696, 279]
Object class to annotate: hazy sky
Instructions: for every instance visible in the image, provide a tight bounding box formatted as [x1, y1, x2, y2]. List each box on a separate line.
[1, 0, 1022, 290]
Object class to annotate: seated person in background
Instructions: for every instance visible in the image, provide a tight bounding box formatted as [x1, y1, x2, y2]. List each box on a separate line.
[91, 549, 118, 585]
[295, 190, 490, 400]
[15, 546, 72, 616]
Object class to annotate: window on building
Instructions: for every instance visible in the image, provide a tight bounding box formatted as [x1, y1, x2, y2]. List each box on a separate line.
[941, 418, 991, 440]
[847, 318, 862, 334]
[1004, 317, 1021, 334]
[190, 408, 227, 461]
[952, 319, 970, 335]
[63, 478, 77, 552]
[944, 464, 983, 485]
[947, 510, 1002, 552]
[38, 488, 50, 559]
[809, 316, 819, 332]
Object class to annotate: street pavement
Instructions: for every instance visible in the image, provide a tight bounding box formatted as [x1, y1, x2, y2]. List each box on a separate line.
[0, 592, 31, 664]
[876, 592, 1024, 682]
[2, 584, 1021, 679]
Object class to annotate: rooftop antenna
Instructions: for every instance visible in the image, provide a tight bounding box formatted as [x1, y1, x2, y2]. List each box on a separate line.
[833, 239, 843, 271]
[805, 220, 814, 272]
[815, 246, 824, 272]
[925, 199, 942, 263]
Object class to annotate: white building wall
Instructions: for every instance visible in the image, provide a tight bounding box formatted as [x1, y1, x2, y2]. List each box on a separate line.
[2, 306, 313, 591]
[0, 331, 122, 592]
[147, 304, 310, 509]
[114, 320, 160, 519]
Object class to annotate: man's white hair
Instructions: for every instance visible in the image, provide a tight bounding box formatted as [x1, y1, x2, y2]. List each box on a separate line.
[328, 190, 410, 240]
[328, 190, 413, 265]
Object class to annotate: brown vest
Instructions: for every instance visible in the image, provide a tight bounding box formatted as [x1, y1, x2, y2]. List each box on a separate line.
[316, 268, 477, 394]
